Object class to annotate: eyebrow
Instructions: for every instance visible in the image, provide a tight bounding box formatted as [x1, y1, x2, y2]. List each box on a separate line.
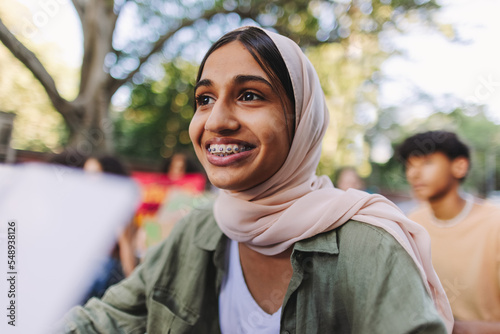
[234, 75, 272, 88]
[194, 75, 272, 94]
[194, 79, 212, 94]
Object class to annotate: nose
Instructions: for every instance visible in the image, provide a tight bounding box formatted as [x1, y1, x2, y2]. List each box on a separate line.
[406, 165, 420, 182]
[204, 98, 240, 134]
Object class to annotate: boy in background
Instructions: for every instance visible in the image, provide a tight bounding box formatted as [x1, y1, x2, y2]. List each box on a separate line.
[397, 131, 500, 333]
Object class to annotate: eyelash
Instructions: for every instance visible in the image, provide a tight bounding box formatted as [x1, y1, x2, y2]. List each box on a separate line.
[195, 95, 213, 107]
[239, 91, 263, 102]
[195, 91, 263, 108]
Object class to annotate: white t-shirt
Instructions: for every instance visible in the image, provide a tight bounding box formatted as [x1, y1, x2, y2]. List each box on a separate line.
[219, 240, 282, 334]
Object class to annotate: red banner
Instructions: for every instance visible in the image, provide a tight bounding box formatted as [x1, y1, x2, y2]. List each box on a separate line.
[131, 172, 206, 227]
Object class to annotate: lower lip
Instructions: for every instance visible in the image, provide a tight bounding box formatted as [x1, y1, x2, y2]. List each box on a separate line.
[206, 149, 254, 166]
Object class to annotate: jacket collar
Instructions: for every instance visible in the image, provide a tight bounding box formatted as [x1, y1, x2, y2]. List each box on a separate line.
[293, 228, 339, 255]
[193, 207, 225, 252]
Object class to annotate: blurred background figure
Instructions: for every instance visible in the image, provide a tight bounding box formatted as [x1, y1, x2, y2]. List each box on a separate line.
[154, 152, 209, 240]
[155, 152, 209, 237]
[162, 152, 191, 181]
[335, 166, 366, 191]
[84, 155, 130, 176]
[397, 131, 500, 333]
[47, 150, 86, 168]
[132, 151, 210, 256]
[160, 151, 207, 189]
[81, 155, 138, 303]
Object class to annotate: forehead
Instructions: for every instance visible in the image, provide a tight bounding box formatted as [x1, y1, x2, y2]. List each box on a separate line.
[406, 151, 449, 164]
[200, 41, 269, 81]
[83, 158, 102, 172]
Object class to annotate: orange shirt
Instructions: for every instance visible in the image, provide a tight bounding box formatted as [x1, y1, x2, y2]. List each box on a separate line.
[409, 201, 500, 321]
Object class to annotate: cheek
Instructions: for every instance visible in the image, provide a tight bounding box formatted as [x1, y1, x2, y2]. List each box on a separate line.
[258, 112, 290, 146]
[427, 165, 443, 179]
[188, 115, 203, 147]
[424, 165, 449, 188]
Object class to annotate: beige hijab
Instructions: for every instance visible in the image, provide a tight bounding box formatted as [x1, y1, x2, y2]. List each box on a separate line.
[213, 27, 453, 332]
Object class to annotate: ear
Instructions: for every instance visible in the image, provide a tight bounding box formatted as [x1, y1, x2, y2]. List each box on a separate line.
[451, 157, 469, 179]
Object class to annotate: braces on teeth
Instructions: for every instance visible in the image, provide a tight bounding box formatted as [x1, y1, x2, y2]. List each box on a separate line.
[208, 144, 249, 156]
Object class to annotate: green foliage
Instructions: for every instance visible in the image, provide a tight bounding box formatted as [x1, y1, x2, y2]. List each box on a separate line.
[113, 59, 198, 161]
[308, 35, 385, 180]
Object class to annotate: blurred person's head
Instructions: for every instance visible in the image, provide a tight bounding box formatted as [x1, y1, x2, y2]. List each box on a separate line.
[335, 167, 365, 191]
[161, 152, 202, 180]
[396, 131, 470, 201]
[83, 158, 102, 173]
[48, 150, 86, 168]
[83, 155, 130, 177]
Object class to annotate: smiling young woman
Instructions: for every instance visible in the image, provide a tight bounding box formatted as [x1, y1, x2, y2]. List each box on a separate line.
[189, 41, 293, 192]
[59, 27, 453, 334]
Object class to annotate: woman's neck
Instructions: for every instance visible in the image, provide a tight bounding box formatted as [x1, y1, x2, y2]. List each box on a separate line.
[238, 243, 293, 314]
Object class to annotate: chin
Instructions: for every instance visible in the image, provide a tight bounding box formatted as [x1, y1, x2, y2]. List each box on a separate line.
[208, 175, 240, 191]
[415, 196, 429, 202]
[412, 191, 429, 201]
[210, 176, 260, 193]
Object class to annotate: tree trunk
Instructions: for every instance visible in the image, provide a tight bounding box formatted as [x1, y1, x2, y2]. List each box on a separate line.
[62, 0, 117, 154]
[66, 92, 113, 155]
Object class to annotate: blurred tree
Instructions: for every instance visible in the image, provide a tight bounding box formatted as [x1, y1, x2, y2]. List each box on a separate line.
[0, 2, 78, 152]
[0, 0, 437, 155]
[0, 43, 68, 151]
[115, 0, 438, 162]
[113, 59, 197, 160]
[309, 34, 383, 180]
[309, 0, 440, 180]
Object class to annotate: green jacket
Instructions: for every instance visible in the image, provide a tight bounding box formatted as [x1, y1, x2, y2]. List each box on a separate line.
[61, 204, 447, 333]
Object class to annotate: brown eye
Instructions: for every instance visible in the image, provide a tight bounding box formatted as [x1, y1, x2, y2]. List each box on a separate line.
[240, 92, 262, 101]
[196, 95, 214, 106]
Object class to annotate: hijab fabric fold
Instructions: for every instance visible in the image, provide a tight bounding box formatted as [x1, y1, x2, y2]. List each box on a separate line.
[213, 26, 453, 332]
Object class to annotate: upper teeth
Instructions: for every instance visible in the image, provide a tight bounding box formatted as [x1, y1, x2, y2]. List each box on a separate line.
[208, 144, 248, 156]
